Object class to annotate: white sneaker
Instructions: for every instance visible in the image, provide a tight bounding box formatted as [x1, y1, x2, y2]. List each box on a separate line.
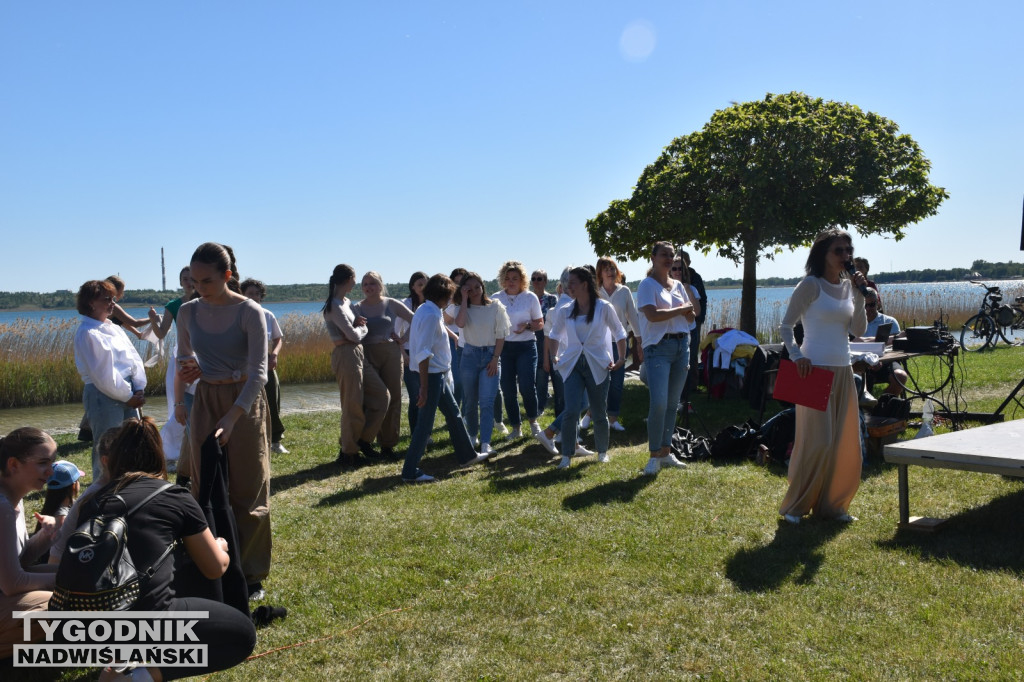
[553, 431, 562, 444]
[556, 455, 571, 469]
[574, 443, 594, 456]
[642, 457, 662, 475]
[403, 472, 436, 484]
[597, 452, 610, 463]
[580, 414, 591, 429]
[496, 422, 510, 437]
[530, 421, 542, 437]
[510, 426, 523, 439]
[536, 431, 559, 456]
[783, 513, 801, 525]
[456, 452, 490, 469]
[610, 421, 625, 432]
[661, 453, 688, 469]
[480, 443, 494, 456]
[270, 442, 289, 454]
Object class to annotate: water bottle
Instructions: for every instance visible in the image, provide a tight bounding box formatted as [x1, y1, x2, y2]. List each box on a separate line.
[914, 399, 934, 439]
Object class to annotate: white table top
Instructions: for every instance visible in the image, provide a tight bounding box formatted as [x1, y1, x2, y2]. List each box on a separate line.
[884, 419, 1024, 477]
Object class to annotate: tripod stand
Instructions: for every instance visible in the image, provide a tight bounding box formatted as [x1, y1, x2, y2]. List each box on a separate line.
[993, 375, 1024, 418]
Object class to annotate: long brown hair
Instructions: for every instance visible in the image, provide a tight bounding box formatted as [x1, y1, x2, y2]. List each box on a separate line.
[106, 417, 168, 491]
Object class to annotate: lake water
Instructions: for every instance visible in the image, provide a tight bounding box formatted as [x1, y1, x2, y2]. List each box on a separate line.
[4, 279, 1023, 327]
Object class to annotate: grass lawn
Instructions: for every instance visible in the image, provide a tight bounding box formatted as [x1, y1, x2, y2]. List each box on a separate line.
[14, 346, 1024, 680]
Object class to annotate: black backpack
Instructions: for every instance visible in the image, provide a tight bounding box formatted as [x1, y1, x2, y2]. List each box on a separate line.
[50, 482, 175, 611]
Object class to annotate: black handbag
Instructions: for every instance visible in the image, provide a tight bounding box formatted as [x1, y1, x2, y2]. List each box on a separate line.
[50, 482, 175, 611]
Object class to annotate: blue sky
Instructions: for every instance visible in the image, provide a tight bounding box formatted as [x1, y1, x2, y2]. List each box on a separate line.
[2, 1, 1022, 293]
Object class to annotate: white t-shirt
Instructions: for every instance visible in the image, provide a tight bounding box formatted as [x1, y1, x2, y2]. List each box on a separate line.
[492, 290, 543, 343]
[636, 277, 692, 347]
[456, 301, 511, 348]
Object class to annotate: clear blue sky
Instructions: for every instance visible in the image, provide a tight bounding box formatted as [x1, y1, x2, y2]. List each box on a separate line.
[2, 1, 1022, 293]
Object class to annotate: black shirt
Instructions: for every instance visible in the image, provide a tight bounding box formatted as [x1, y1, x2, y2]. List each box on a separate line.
[77, 477, 207, 610]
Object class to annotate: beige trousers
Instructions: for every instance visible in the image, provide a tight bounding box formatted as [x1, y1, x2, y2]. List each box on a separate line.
[0, 589, 51, 659]
[779, 365, 862, 518]
[363, 342, 404, 448]
[331, 344, 390, 453]
[188, 381, 272, 585]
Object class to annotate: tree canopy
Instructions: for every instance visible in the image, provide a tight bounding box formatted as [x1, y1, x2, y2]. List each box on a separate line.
[587, 92, 948, 333]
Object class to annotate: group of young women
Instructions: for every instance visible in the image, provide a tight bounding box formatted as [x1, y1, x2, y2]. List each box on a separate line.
[321, 243, 707, 479]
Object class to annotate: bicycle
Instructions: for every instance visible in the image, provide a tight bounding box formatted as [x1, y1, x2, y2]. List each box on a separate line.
[959, 281, 1020, 352]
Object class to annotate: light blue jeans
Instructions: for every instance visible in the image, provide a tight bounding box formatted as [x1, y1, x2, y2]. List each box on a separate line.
[561, 359, 610, 456]
[460, 344, 501, 446]
[644, 334, 689, 452]
[83, 383, 139, 480]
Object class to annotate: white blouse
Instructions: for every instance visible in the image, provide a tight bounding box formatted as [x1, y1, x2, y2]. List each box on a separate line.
[548, 299, 627, 384]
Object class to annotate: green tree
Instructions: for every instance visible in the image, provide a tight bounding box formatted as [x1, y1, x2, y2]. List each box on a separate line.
[587, 92, 948, 333]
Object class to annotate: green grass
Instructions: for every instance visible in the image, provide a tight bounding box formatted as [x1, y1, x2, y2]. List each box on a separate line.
[13, 346, 1024, 680]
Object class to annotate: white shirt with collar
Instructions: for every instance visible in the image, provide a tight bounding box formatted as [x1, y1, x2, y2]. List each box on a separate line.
[74, 315, 148, 402]
[548, 298, 627, 384]
[410, 300, 452, 374]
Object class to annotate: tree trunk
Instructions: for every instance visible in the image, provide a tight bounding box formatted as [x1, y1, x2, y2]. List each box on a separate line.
[740, 230, 758, 336]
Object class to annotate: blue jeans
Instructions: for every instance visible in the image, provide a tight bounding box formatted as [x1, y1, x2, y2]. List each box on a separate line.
[402, 372, 478, 479]
[607, 342, 625, 416]
[403, 364, 420, 434]
[644, 334, 689, 452]
[499, 339, 539, 426]
[561, 359, 610, 456]
[460, 344, 501, 445]
[83, 382, 139, 480]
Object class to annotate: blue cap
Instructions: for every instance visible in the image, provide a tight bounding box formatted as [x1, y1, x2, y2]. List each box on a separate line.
[46, 460, 84, 490]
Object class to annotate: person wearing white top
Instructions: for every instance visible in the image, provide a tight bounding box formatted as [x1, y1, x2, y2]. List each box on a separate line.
[394, 272, 429, 436]
[442, 268, 469, 411]
[73, 279, 147, 480]
[454, 273, 512, 455]
[636, 242, 699, 475]
[491, 260, 545, 440]
[402, 274, 488, 483]
[545, 268, 627, 467]
[0, 427, 58, 659]
[778, 229, 867, 524]
[595, 257, 642, 431]
[241, 278, 289, 454]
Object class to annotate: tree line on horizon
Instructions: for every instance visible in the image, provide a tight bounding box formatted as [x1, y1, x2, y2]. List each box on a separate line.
[1, 259, 1021, 311]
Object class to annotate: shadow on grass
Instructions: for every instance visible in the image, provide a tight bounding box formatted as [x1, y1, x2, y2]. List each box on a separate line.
[725, 519, 846, 592]
[486, 460, 594, 494]
[483, 443, 560, 477]
[270, 460, 346, 495]
[561, 473, 655, 511]
[876, 487, 1024, 573]
[315, 473, 404, 506]
[55, 439, 91, 458]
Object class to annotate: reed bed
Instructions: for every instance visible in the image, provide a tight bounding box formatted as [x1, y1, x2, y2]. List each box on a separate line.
[706, 281, 1024, 343]
[5, 284, 1023, 408]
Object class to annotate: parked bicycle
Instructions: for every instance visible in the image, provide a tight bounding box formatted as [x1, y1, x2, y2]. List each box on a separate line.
[959, 281, 1021, 352]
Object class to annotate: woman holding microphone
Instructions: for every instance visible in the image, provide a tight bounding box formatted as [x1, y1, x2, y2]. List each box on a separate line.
[778, 228, 867, 524]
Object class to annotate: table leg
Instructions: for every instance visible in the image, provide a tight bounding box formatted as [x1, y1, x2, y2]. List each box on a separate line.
[898, 464, 909, 526]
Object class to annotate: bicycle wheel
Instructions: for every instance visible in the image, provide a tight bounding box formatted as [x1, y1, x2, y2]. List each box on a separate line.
[960, 314, 994, 352]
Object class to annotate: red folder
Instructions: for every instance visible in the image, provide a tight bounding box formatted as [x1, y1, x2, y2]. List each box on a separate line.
[772, 359, 834, 411]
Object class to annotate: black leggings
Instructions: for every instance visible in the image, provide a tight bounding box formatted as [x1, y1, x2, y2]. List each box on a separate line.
[160, 597, 256, 680]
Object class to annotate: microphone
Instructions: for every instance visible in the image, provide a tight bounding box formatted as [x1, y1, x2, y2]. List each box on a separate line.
[844, 260, 870, 297]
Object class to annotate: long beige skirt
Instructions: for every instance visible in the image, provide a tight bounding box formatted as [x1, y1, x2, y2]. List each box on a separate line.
[779, 364, 862, 518]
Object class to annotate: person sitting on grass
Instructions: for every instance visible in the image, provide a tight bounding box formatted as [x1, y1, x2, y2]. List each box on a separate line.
[0, 427, 58, 660]
[401, 274, 490, 483]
